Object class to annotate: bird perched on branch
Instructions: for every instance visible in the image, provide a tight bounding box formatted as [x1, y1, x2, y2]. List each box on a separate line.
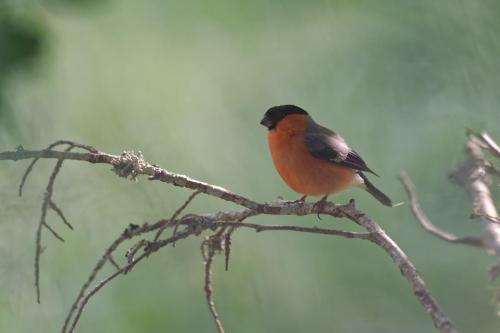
[260, 105, 393, 207]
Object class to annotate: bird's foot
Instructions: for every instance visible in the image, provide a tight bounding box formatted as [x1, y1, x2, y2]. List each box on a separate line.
[313, 195, 329, 220]
[289, 195, 308, 204]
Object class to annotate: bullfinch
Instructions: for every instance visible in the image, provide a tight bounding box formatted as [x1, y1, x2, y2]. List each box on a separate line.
[260, 105, 393, 207]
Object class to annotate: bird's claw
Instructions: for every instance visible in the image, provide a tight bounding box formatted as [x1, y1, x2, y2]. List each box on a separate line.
[313, 195, 329, 220]
[289, 195, 307, 204]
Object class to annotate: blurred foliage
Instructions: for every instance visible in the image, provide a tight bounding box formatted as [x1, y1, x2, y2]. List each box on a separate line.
[0, 5, 43, 133]
[0, 0, 499, 332]
[0, 16, 41, 73]
[0, 0, 106, 135]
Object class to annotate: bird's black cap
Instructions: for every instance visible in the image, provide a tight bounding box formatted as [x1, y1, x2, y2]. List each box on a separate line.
[260, 105, 308, 130]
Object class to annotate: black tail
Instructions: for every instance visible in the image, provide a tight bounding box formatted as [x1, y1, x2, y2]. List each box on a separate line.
[358, 172, 393, 207]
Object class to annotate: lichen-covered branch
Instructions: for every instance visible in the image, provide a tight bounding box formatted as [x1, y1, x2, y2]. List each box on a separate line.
[449, 132, 500, 255]
[400, 131, 500, 315]
[1, 141, 457, 333]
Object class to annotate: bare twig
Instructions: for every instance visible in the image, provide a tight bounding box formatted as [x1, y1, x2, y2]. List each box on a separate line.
[40, 221, 65, 242]
[1, 147, 263, 210]
[154, 189, 201, 241]
[224, 230, 233, 271]
[61, 233, 124, 333]
[61, 221, 168, 333]
[402, 131, 500, 317]
[64, 214, 373, 333]
[449, 132, 500, 255]
[334, 203, 457, 333]
[68, 269, 122, 333]
[49, 200, 73, 230]
[202, 237, 225, 333]
[108, 255, 120, 271]
[35, 145, 74, 303]
[68, 229, 195, 333]
[125, 239, 148, 269]
[1, 142, 458, 333]
[70, 205, 457, 332]
[399, 172, 483, 247]
[203, 220, 373, 239]
[479, 132, 500, 158]
[18, 141, 98, 197]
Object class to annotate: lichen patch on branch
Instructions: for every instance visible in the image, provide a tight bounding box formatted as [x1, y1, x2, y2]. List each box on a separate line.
[0, 140, 458, 333]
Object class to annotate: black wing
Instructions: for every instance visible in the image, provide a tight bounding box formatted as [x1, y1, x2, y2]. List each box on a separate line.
[304, 122, 378, 176]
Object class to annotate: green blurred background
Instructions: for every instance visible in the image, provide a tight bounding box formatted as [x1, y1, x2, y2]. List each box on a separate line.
[1, 0, 499, 332]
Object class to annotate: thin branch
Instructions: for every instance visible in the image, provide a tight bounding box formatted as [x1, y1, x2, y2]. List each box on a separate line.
[1, 147, 264, 211]
[17, 141, 98, 196]
[451, 133, 500, 255]
[332, 203, 458, 333]
[69, 204, 456, 333]
[154, 189, 201, 241]
[41, 221, 65, 242]
[68, 229, 194, 333]
[479, 132, 500, 158]
[402, 131, 500, 317]
[61, 221, 168, 333]
[35, 145, 74, 303]
[204, 221, 373, 239]
[125, 240, 148, 270]
[202, 238, 225, 333]
[1, 142, 458, 333]
[49, 200, 73, 230]
[224, 229, 233, 272]
[399, 172, 484, 248]
[18, 141, 68, 197]
[108, 255, 120, 271]
[68, 269, 122, 333]
[75, 215, 369, 333]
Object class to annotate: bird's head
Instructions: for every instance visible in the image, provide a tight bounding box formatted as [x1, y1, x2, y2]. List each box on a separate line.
[260, 105, 308, 130]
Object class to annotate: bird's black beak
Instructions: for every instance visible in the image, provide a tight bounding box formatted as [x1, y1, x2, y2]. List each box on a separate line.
[260, 115, 273, 129]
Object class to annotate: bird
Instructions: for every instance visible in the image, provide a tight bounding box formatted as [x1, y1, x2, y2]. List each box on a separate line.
[260, 104, 393, 207]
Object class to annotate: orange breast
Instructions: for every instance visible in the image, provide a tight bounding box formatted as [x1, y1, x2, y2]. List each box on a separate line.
[267, 115, 354, 196]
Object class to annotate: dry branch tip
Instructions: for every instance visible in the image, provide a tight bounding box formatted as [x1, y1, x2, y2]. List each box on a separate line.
[0, 141, 460, 333]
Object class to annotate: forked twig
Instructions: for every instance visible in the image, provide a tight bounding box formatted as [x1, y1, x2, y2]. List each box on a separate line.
[35, 145, 73, 303]
[61, 220, 169, 333]
[479, 132, 500, 158]
[399, 172, 483, 248]
[154, 189, 201, 241]
[0, 142, 458, 333]
[401, 131, 500, 317]
[18, 141, 97, 197]
[49, 200, 73, 230]
[68, 229, 194, 333]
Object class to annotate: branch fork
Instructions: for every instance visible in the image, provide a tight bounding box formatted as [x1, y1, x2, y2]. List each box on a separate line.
[0, 140, 459, 333]
[400, 131, 500, 315]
